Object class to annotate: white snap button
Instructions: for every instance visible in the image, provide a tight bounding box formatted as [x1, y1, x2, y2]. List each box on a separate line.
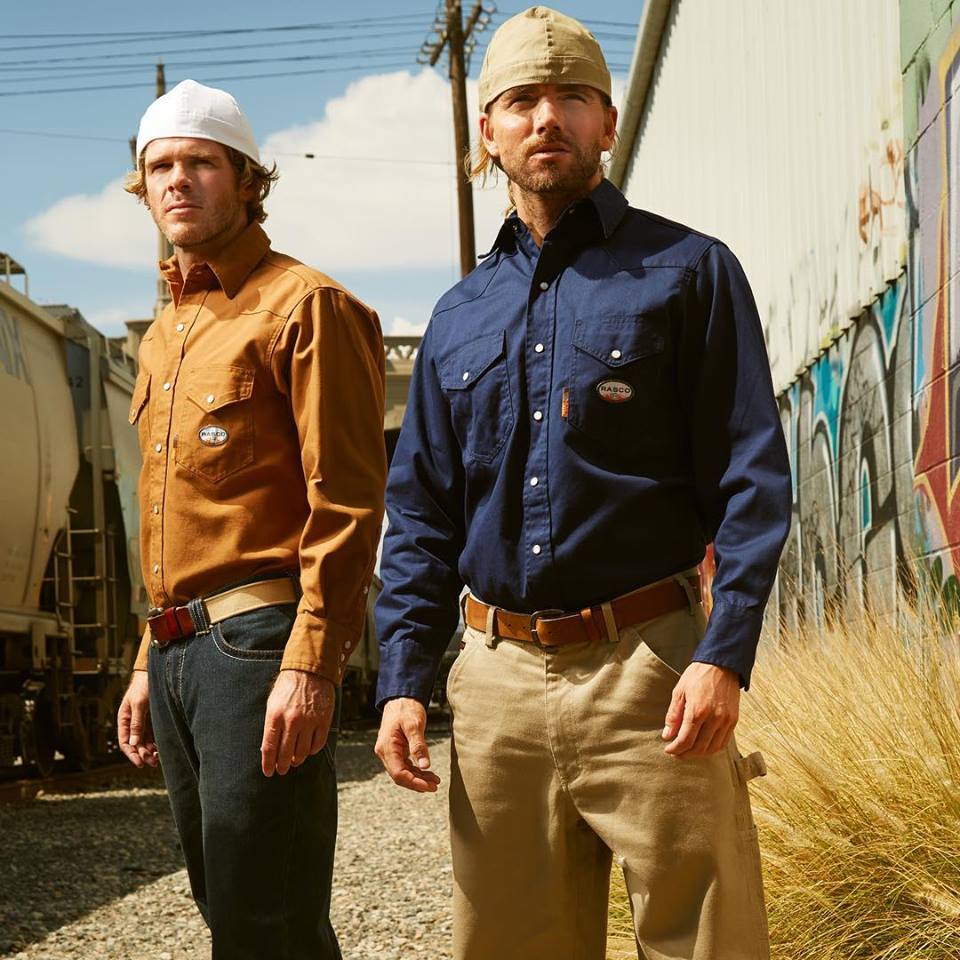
[530, 476, 539, 486]
[153, 563, 160, 574]
[154, 443, 162, 453]
[534, 343, 544, 353]
[162, 381, 171, 391]
[610, 349, 622, 359]
[539, 281, 549, 291]
[176, 323, 185, 333]
[206, 394, 215, 404]
[533, 410, 543, 421]
[462, 371, 470, 382]
[532, 544, 542, 555]
[152, 504, 159, 515]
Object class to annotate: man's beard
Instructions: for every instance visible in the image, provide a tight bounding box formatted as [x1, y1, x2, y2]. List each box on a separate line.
[503, 137, 603, 196]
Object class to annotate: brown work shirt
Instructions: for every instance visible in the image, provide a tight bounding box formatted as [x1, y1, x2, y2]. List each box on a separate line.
[129, 223, 386, 684]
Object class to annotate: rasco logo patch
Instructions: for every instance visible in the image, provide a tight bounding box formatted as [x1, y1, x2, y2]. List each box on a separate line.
[596, 380, 634, 403]
[199, 425, 228, 446]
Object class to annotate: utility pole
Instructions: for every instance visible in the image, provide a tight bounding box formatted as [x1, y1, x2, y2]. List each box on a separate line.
[129, 63, 173, 318]
[419, 2, 494, 278]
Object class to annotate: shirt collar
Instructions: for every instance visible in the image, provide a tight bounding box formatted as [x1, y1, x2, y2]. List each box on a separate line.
[160, 222, 271, 304]
[486, 178, 629, 256]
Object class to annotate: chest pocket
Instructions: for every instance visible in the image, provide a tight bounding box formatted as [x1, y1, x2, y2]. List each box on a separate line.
[175, 364, 255, 483]
[437, 330, 514, 464]
[567, 316, 670, 458]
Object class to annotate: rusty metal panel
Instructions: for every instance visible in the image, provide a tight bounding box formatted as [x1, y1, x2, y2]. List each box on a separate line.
[620, 0, 905, 394]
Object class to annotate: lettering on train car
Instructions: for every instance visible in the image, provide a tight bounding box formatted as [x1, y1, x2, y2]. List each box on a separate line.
[0, 307, 31, 385]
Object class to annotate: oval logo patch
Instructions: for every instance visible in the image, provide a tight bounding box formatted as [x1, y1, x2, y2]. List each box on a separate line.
[199, 425, 228, 446]
[596, 380, 634, 403]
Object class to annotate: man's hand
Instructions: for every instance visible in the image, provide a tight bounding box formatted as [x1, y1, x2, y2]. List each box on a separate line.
[661, 662, 740, 759]
[117, 671, 158, 768]
[375, 697, 441, 793]
[261, 669, 335, 777]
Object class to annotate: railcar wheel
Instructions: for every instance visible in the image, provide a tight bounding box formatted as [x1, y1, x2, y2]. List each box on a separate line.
[20, 701, 56, 778]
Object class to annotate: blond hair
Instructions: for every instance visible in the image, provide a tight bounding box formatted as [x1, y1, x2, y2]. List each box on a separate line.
[124, 144, 279, 224]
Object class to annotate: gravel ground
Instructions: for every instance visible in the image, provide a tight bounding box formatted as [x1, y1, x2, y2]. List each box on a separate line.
[0, 728, 453, 960]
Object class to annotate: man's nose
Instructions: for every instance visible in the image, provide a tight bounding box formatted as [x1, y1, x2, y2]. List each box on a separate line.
[167, 163, 192, 192]
[533, 97, 563, 134]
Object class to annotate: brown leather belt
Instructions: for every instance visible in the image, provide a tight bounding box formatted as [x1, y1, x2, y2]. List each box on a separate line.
[147, 577, 298, 648]
[464, 574, 701, 648]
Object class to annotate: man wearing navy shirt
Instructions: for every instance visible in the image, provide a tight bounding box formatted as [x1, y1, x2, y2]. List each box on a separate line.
[374, 7, 790, 959]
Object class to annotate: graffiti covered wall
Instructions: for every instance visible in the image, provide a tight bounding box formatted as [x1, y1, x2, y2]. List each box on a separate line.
[772, 3, 960, 625]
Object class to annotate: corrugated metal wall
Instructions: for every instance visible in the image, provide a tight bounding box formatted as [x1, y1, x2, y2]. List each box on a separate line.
[621, 0, 905, 395]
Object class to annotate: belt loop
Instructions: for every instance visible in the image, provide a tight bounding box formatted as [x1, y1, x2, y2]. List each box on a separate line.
[189, 596, 211, 635]
[675, 575, 697, 616]
[484, 603, 499, 649]
[600, 601, 619, 643]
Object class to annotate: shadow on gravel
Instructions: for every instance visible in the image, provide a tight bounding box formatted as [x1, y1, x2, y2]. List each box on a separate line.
[0, 726, 452, 956]
[0, 770, 182, 956]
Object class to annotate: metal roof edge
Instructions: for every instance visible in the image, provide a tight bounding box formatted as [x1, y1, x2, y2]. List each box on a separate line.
[608, 0, 676, 188]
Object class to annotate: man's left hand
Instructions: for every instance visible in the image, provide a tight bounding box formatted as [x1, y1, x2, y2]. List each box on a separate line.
[661, 662, 740, 759]
[261, 669, 336, 777]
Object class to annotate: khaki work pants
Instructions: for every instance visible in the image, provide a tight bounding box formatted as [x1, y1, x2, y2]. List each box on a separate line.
[446, 579, 770, 960]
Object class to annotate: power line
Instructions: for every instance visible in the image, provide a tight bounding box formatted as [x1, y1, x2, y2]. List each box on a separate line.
[0, 126, 456, 166]
[1, 14, 434, 39]
[0, 29, 428, 69]
[0, 61, 416, 98]
[0, 15, 435, 55]
[0, 48, 416, 85]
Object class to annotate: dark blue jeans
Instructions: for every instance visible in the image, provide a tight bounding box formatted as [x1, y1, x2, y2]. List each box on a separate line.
[148, 599, 341, 960]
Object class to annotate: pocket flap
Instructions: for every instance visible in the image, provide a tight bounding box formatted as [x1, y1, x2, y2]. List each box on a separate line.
[128, 373, 150, 424]
[183, 364, 254, 412]
[572, 316, 665, 367]
[438, 331, 506, 390]
[735, 751, 767, 783]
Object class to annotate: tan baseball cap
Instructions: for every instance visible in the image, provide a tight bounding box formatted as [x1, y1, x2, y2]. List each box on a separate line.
[478, 6, 611, 111]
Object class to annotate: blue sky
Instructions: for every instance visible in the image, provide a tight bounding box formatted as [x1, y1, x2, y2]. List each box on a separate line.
[1, 2, 641, 337]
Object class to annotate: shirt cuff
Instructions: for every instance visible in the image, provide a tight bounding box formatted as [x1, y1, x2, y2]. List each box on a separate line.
[375, 636, 443, 710]
[281, 610, 361, 685]
[691, 598, 766, 690]
[133, 625, 152, 672]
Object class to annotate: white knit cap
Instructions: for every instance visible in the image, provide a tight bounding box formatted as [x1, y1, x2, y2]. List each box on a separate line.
[135, 79, 261, 164]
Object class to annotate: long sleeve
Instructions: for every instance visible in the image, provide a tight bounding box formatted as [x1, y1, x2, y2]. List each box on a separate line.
[374, 322, 467, 708]
[271, 287, 387, 683]
[685, 242, 792, 688]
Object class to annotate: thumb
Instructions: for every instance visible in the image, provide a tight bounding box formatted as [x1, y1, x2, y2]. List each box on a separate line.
[402, 714, 431, 770]
[662, 686, 685, 740]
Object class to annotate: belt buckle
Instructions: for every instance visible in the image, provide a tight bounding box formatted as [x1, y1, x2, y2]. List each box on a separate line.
[529, 609, 565, 645]
[147, 604, 193, 647]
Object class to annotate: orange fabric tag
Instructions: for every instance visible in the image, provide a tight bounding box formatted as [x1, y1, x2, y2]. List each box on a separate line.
[561, 387, 570, 420]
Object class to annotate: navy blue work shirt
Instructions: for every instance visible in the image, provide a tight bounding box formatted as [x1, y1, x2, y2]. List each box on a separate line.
[375, 179, 791, 707]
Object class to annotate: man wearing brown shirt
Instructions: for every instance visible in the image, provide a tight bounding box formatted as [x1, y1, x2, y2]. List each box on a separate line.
[115, 80, 385, 959]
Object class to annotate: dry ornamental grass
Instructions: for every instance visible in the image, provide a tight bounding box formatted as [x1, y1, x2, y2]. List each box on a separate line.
[607, 598, 960, 960]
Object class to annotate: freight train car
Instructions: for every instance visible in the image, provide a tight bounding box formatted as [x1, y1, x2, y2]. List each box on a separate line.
[0, 273, 146, 776]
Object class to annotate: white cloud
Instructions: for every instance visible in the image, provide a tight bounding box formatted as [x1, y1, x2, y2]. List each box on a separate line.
[23, 69, 628, 275]
[260, 69, 505, 271]
[24, 177, 157, 270]
[387, 316, 429, 336]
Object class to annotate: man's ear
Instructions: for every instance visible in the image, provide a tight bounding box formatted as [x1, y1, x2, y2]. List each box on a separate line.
[602, 104, 618, 153]
[479, 112, 501, 160]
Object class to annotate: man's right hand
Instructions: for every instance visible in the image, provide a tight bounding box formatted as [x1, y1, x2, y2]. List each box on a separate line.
[117, 671, 158, 768]
[374, 697, 441, 793]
